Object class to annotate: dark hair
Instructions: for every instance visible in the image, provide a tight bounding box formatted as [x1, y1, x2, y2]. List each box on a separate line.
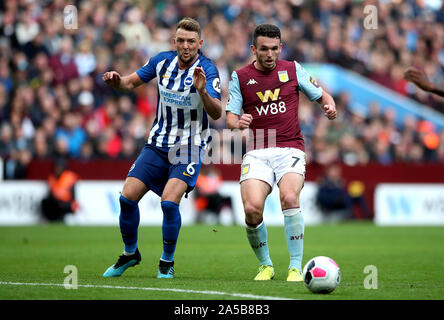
[253, 24, 281, 47]
[176, 17, 201, 38]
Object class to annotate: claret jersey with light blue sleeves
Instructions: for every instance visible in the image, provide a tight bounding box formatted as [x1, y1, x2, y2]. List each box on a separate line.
[136, 50, 221, 151]
[226, 60, 323, 151]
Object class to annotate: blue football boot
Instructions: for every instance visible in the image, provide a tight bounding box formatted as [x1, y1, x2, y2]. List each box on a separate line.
[103, 248, 141, 277]
[157, 260, 174, 279]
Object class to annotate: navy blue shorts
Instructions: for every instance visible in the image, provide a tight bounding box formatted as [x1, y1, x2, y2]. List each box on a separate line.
[127, 144, 203, 197]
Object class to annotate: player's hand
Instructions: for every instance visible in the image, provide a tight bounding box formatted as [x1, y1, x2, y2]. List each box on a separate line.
[193, 67, 207, 94]
[102, 71, 121, 88]
[403, 67, 434, 92]
[323, 104, 337, 120]
[239, 113, 253, 129]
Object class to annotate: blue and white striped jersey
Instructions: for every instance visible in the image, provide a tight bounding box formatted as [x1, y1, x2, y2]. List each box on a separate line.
[136, 50, 221, 151]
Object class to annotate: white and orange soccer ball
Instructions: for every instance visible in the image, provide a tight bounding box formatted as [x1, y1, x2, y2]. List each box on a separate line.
[302, 256, 341, 294]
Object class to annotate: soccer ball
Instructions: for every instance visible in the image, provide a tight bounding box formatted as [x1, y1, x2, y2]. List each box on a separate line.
[302, 256, 341, 294]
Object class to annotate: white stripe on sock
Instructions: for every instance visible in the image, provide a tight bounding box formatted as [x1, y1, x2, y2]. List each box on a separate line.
[245, 221, 264, 229]
[282, 208, 301, 217]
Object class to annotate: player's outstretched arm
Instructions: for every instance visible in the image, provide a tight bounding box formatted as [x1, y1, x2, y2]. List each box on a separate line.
[194, 67, 222, 120]
[102, 71, 144, 92]
[316, 91, 337, 120]
[404, 67, 444, 97]
[226, 111, 252, 130]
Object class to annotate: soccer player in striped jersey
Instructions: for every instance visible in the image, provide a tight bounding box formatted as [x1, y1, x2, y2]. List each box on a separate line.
[226, 24, 337, 282]
[102, 18, 222, 279]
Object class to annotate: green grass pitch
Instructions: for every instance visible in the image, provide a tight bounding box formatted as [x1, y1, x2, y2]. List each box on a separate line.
[0, 222, 443, 300]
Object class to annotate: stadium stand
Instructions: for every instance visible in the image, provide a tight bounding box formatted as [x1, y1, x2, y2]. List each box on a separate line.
[1, 0, 444, 219]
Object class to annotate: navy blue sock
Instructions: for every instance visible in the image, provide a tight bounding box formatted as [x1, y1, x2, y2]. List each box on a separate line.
[161, 201, 182, 262]
[119, 195, 140, 254]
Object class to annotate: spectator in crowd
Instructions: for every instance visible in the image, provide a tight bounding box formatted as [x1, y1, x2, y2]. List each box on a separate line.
[316, 163, 352, 222]
[404, 66, 444, 97]
[40, 157, 80, 222]
[54, 111, 87, 158]
[347, 180, 372, 220]
[194, 165, 234, 225]
[1, 0, 444, 179]
[48, 36, 79, 85]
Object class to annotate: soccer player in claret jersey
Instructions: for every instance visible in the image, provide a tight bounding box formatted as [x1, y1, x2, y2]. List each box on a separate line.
[226, 24, 337, 281]
[102, 18, 222, 279]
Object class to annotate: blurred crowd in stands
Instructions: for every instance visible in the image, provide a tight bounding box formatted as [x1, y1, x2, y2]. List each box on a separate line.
[1, 0, 444, 180]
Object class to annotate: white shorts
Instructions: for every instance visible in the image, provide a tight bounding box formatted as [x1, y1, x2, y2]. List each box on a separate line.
[240, 147, 306, 187]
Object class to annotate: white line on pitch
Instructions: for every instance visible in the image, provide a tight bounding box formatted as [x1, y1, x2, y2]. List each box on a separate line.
[0, 281, 297, 300]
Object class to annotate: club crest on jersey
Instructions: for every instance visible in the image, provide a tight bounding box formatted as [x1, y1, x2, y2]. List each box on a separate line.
[278, 70, 289, 83]
[184, 76, 193, 87]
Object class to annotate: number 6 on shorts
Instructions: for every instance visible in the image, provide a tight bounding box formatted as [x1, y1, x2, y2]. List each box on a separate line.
[186, 162, 196, 175]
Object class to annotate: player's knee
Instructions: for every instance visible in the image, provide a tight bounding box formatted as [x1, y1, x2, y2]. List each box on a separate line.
[122, 178, 147, 201]
[243, 201, 263, 225]
[121, 184, 140, 202]
[243, 201, 262, 215]
[280, 193, 300, 210]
